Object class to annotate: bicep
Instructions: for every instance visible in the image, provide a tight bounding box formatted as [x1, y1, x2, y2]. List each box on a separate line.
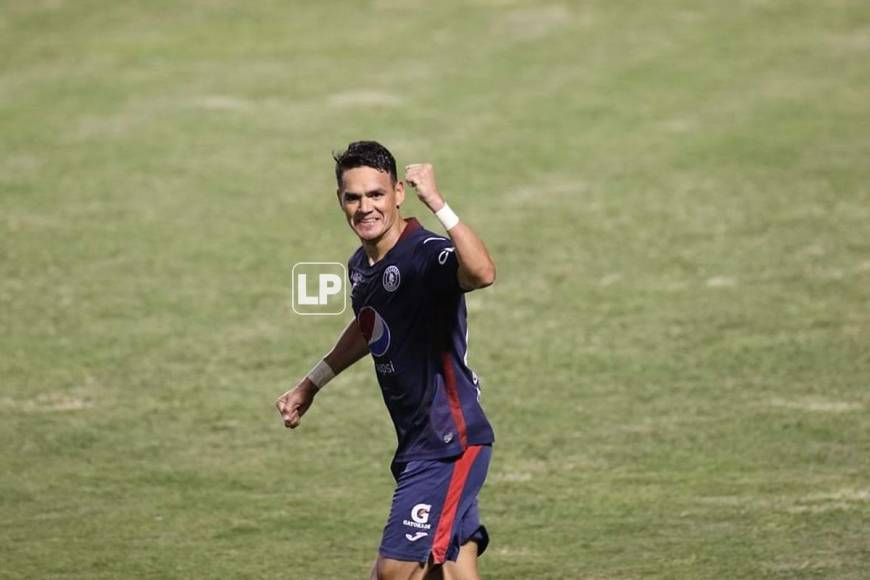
[344, 318, 369, 358]
[326, 318, 369, 372]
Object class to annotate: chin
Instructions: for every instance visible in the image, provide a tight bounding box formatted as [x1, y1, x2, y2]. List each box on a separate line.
[355, 224, 385, 241]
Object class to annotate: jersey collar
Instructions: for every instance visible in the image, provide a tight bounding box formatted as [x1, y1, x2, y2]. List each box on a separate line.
[361, 217, 422, 268]
[397, 217, 422, 242]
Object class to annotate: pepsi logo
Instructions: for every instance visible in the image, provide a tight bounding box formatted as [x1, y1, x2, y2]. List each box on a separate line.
[358, 306, 391, 357]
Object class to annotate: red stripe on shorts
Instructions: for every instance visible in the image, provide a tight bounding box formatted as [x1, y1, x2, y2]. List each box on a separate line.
[441, 351, 468, 448]
[431, 445, 482, 564]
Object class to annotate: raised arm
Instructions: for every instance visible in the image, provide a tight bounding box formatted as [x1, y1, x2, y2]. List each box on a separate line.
[405, 163, 496, 290]
[275, 317, 368, 429]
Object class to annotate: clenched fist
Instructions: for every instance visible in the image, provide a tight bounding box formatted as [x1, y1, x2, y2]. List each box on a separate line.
[404, 164, 445, 213]
[275, 379, 318, 429]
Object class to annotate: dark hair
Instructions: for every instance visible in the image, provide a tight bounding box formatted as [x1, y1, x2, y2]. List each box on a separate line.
[333, 141, 397, 188]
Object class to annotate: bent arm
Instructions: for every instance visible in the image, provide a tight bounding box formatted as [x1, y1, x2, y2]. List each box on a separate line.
[277, 317, 368, 428]
[403, 163, 496, 291]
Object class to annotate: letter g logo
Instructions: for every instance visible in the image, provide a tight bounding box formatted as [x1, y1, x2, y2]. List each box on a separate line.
[411, 503, 431, 524]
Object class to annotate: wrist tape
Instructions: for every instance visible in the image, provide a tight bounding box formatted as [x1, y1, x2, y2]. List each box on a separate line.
[435, 203, 460, 231]
[306, 359, 336, 390]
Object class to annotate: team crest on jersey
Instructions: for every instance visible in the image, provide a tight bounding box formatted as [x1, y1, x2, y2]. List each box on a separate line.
[382, 265, 401, 292]
[358, 306, 391, 356]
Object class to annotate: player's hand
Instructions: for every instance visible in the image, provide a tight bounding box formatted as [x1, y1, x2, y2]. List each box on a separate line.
[404, 163, 445, 212]
[275, 379, 318, 429]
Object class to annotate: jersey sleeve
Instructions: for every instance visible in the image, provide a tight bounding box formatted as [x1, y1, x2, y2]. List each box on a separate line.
[415, 236, 466, 294]
[347, 252, 359, 284]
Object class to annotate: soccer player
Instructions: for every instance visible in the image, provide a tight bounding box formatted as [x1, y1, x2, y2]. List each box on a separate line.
[276, 141, 497, 580]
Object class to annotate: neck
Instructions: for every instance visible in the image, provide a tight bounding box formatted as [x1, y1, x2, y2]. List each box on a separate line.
[363, 217, 407, 265]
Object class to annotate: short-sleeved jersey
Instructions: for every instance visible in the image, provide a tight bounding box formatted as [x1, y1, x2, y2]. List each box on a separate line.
[348, 217, 494, 462]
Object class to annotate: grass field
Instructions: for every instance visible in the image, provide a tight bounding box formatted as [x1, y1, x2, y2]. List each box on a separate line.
[2, 0, 869, 578]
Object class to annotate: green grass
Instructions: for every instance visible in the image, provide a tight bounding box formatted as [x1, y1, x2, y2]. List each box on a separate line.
[2, 0, 869, 578]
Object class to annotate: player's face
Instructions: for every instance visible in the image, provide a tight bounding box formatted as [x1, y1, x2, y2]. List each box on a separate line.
[337, 166, 405, 242]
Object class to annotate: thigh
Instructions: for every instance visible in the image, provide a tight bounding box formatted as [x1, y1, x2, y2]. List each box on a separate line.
[379, 445, 491, 566]
[375, 557, 429, 580]
[377, 546, 478, 580]
[429, 542, 480, 580]
[457, 500, 490, 557]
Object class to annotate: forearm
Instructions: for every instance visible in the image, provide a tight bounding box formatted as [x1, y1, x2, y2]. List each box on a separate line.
[443, 218, 496, 290]
[279, 319, 367, 428]
[322, 318, 369, 375]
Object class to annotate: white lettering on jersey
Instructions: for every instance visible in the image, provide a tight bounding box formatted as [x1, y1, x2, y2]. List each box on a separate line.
[375, 361, 396, 375]
[438, 247, 455, 265]
[411, 503, 431, 524]
[403, 503, 433, 530]
[350, 270, 363, 297]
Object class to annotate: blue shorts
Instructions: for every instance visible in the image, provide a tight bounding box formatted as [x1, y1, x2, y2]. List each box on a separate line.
[379, 445, 492, 564]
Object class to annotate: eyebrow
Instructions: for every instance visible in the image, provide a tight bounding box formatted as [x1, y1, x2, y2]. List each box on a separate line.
[343, 188, 387, 198]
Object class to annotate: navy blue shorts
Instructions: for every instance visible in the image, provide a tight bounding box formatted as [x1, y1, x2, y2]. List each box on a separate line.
[379, 445, 492, 564]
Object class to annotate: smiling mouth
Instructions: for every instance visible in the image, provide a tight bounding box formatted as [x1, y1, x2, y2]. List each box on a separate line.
[355, 216, 380, 226]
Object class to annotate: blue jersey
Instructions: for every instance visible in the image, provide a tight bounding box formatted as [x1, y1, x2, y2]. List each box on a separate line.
[348, 218, 495, 462]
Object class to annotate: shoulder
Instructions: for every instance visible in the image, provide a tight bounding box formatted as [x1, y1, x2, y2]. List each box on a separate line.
[410, 227, 452, 255]
[413, 230, 455, 269]
[348, 246, 366, 268]
[409, 227, 457, 276]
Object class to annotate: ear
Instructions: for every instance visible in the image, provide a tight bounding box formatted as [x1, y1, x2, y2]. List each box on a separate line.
[395, 180, 405, 208]
[336, 188, 343, 207]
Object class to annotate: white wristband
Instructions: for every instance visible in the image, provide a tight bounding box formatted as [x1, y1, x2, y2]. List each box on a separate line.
[306, 359, 335, 390]
[435, 203, 460, 231]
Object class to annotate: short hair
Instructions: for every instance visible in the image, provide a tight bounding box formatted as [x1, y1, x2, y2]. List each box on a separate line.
[333, 141, 397, 188]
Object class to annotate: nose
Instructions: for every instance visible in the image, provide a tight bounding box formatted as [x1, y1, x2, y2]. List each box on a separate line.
[359, 196, 372, 213]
